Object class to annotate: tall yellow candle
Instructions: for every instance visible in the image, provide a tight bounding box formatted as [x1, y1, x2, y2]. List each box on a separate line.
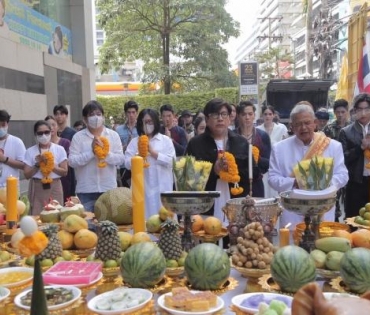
[6, 176, 18, 235]
[279, 223, 291, 248]
[132, 156, 145, 233]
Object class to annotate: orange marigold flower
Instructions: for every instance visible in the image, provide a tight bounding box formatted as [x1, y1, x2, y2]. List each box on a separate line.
[18, 230, 48, 257]
[39, 151, 54, 184]
[93, 136, 109, 168]
[138, 135, 150, 168]
[219, 152, 243, 195]
[252, 146, 260, 163]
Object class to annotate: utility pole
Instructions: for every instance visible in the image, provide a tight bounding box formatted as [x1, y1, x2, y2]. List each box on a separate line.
[257, 15, 284, 50]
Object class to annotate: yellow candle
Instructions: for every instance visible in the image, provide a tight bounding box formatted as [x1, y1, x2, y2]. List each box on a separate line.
[6, 176, 18, 235]
[279, 227, 290, 247]
[132, 156, 145, 233]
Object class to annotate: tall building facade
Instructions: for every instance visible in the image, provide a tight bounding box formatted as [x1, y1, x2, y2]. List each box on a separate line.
[0, 0, 95, 147]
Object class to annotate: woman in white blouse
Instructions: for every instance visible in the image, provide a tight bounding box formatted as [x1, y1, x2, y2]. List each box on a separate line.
[125, 109, 176, 219]
[24, 120, 68, 215]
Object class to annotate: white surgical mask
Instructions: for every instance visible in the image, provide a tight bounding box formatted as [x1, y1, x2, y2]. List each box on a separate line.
[0, 127, 8, 138]
[36, 134, 51, 145]
[145, 124, 154, 135]
[88, 115, 104, 129]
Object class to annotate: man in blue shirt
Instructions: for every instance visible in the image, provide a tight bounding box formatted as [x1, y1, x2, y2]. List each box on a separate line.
[116, 101, 138, 187]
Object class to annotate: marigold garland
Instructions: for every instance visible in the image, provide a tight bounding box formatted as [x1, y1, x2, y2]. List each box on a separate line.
[252, 146, 260, 163]
[219, 152, 244, 195]
[93, 136, 109, 168]
[138, 135, 150, 168]
[18, 230, 48, 257]
[39, 151, 54, 184]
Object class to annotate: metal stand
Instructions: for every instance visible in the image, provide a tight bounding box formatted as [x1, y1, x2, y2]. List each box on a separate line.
[182, 214, 194, 252]
[299, 215, 316, 252]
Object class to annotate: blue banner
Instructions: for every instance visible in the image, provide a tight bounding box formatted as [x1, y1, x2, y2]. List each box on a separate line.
[0, 0, 72, 60]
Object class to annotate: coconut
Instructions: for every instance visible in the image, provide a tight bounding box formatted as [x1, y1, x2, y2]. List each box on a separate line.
[39, 204, 60, 223]
[60, 200, 84, 221]
[94, 187, 133, 225]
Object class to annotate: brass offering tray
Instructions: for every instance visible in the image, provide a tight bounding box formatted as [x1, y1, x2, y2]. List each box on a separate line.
[258, 274, 294, 296]
[165, 266, 184, 277]
[14, 297, 84, 315]
[192, 227, 228, 243]
[316, 268, 340, 280]
[178, 277, 238, 295]
[231, 262, 270, 279]
[330, 276, 360, 295]
[345, 217, 370, 230]
[69, 247, 95, 259]
[114, 275, 174, 294]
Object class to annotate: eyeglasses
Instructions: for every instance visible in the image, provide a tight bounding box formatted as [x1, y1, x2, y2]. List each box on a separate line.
[36, 131, 51, 136]
[208, 112, 229, 120]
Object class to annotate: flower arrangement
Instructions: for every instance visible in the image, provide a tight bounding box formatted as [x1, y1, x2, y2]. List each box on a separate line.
[252, 146, 260, 163]
[93, 136, 109, 168]
[293, 156, 334, 190]
[39, 151, 54, 184]
[138, 135, 150, 168]
[219, 152, 244, 195]
[173, 155, 212, 191]
[365, 149, 370, 169]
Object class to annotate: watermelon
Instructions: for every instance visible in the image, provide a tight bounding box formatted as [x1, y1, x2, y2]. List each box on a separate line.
[120, 242, 166, 288]
[271, 245, 316, 293]
[340, 247, 370, 294]
[185, 243, 230, 290]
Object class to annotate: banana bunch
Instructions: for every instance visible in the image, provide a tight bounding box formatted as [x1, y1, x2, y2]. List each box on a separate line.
[293, 156, 334, 190]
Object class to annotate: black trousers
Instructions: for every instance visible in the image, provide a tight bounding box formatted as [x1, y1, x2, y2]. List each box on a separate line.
[345, 176, 370, 219]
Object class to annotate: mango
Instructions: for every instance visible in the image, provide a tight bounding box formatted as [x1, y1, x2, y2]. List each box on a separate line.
[310, 249, 327, 268]
[74, 229, 98, 249]
[325, 251, 344, 271]
[315, 237, 351, 253]
[57, 230, 74, 250]
[63, 214, 88, 233]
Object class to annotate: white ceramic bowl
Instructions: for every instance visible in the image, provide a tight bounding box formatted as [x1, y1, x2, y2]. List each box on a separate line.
[157, 290, 224, 315]
[0, 267, 33, 288]
[14, 285, 81, 311]
[0, 286, 10, 302]
[232, 292, 293, 314]
[87, 287, 152, 315]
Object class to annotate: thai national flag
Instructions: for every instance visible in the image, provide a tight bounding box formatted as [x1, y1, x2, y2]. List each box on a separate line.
[354, 41, 370, 96]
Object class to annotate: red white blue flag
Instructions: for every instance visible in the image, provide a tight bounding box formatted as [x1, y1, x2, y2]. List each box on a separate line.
[354, 41, 370, 96]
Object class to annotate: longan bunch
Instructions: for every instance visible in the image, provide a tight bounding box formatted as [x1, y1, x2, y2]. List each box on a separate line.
[231, 222, 276, 270]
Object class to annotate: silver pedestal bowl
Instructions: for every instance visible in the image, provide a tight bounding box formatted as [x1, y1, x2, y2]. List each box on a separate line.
[160, 191, 220, 251]
[279, 190, 336, 252]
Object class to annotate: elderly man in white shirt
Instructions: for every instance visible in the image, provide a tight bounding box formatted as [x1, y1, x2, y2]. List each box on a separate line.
[69, 101, 125, 211]
[268, 104, 349, 230]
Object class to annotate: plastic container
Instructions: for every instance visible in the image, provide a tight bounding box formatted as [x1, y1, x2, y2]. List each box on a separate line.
[43, 261, 102, 285]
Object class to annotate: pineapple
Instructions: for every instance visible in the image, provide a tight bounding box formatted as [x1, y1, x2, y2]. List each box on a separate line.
[158, 219, 183, 261]
[95, 220, 121, 262]
[38, 224, 63, 260]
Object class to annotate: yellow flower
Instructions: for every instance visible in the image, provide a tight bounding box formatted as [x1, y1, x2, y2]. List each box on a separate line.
[93, 136, 109, 168]
[219, 152, 242, 195]
[176, 157, 186, 169]
[193, 161, 203, 172]
[252, 146, 260, 163]
[40, 151, 54, 184]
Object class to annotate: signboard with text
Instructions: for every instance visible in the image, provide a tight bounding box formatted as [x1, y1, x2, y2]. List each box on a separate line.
[239, 61, 259, 96]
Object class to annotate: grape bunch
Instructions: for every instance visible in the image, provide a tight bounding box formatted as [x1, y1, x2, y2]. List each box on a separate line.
[231, 222, 276, 270]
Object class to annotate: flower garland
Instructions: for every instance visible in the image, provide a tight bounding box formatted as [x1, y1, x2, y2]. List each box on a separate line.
[138, 135, 150, 168]
[219, 152, 244, 195]
[39, 151, 54, 184]
[252, 146, 260, 163]
[365, 149, 370, 169]
[93, 136, 109, 168]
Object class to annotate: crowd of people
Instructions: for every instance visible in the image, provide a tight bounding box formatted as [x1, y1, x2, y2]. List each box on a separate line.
[2, 93, 369, 231]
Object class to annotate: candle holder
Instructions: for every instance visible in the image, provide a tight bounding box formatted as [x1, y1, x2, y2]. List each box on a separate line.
[279, 191, 336, 252]
[160, 191, 220, 252]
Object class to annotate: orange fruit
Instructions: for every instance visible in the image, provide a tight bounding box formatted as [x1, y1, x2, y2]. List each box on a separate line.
[131, 232, 151, 245]
[203, 217, 222, 235]
[191, 215, 204, 233]
[351, 229, 370, 249]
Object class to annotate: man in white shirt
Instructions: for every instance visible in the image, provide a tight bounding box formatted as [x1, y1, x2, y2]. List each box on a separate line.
[0, 110, 26, 187]
[268, 104, 349, 229]
[69, 101, 125, 211]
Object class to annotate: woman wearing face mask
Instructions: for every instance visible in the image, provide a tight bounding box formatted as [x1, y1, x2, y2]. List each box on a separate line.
[125, 108, 176, 219]
[69, 101, 125, 212]
[23, 120, 68, 215]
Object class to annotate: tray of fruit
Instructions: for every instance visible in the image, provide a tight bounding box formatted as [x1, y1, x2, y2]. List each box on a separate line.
[345, 217, 370, 230]
[165, 266, 185, 278]
[0, 250, 16, 267]
[316, 268, 340, 280]
[192, 227, 228, 243]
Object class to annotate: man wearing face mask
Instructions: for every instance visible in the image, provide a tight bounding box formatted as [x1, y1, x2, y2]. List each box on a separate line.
[69, 101, 125, 212]
[0, 110, 26, 187]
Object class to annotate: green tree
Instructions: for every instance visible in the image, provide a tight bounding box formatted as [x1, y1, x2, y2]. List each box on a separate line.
[97, 0, 239, 94]
[255, 47, 293, 79]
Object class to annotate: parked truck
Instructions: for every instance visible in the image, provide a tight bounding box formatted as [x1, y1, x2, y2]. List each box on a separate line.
[263, 79, 333, 123]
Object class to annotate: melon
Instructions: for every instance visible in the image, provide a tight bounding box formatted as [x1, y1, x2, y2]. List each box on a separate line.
[94, 187, 133, 225]
[184, 243, 230, 290]
[120, 242, 166, 288]
[271, 245, 316, 293]
[340, 247, 370, 294]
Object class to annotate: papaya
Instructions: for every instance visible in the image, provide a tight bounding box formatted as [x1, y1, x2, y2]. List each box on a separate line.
[315, 237, 351, 253]
[63, 214, 88, 233]
[325, 251, 344, 271]
[74, 229, 98, 249]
